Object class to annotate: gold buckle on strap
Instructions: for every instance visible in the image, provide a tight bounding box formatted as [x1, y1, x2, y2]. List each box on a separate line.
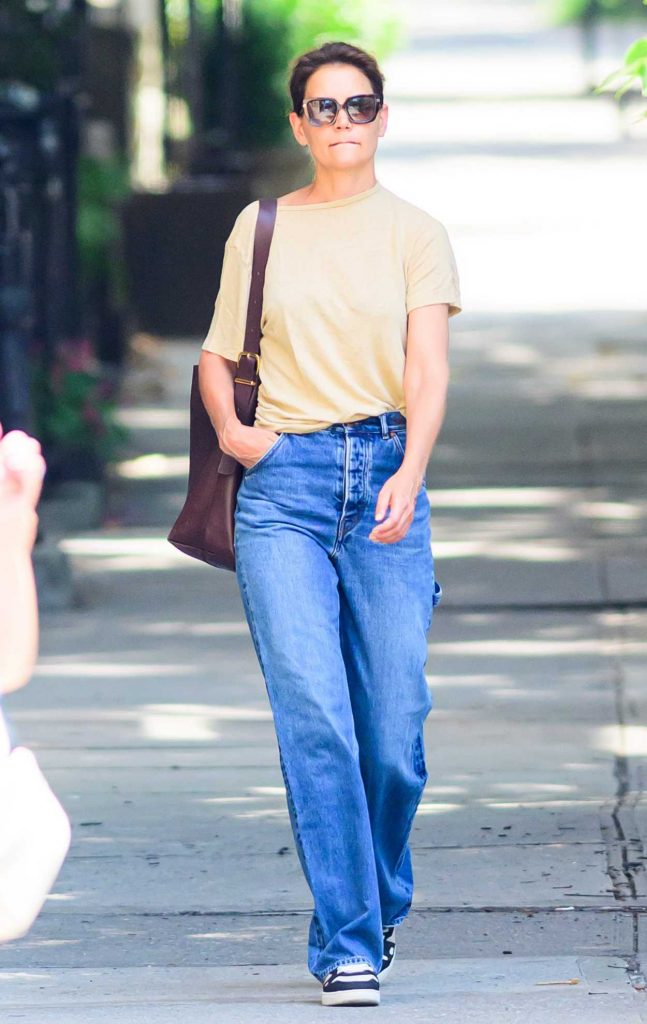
[234, 350, 261, 386]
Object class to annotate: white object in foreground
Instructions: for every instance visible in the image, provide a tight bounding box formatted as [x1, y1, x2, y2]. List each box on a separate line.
[0, 720, 71, 943]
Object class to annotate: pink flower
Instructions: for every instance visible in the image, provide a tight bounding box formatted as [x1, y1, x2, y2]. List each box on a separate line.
[81, 405, 103, 429]
[58, 338, 98, 374]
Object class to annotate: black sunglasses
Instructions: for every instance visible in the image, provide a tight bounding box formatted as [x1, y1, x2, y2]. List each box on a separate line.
[301, 94, 383, 127]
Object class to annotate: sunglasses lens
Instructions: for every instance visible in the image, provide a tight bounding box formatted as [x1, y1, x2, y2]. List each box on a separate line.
[348, 96, 378, 122]
[308, 98, 337, 124]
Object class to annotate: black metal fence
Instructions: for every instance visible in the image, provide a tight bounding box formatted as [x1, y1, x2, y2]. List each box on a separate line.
[0, 0, 84, 434]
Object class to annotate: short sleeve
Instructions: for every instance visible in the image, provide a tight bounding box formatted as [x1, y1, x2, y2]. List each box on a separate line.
[201, 204, 256, 361]
[405, 216, 462, 317]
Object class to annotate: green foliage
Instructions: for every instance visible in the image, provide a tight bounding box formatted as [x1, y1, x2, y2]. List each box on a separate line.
[77, 153, 131, 308]
[547, 0, 647, 23]
[593, 0, 647, 117]
[271, 0, 402, 63]
[31, 339, 129, 460]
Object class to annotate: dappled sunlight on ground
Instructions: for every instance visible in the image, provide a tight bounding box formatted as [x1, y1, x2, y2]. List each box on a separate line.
[428, 637, 646, 655]
[135, 621, 251, 637]
[433, 540, 584, 562]
[112, 453, 190, 479]
[595, 724, 647, 759]
[33, 662, 201, 677]
[58, 534, 199, 572]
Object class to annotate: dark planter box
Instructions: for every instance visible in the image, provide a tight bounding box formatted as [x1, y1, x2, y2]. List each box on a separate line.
[121, 180, 252, 337]
[42, 444, 106, 485]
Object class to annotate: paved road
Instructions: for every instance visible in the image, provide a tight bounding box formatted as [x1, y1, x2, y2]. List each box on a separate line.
[2, 0, 646, 1018]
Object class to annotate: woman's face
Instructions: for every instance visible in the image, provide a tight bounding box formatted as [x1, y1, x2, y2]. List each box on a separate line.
[289, 62, 388, 171]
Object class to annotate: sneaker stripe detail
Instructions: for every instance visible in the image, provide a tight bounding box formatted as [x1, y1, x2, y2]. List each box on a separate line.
[322, 963, 379, 993]
[379, 926, 397, 978]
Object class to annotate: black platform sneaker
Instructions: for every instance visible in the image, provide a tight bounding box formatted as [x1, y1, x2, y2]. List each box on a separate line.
[321, 961, 380, 1006]
[379, 925, 397, 980]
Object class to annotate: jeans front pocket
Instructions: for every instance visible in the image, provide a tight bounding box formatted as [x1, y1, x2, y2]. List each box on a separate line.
[244, 431, 288, 477]
[389, 428, 406, 458]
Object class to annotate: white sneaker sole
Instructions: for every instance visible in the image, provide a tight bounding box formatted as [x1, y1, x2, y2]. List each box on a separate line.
[321, 988, 380, 1006]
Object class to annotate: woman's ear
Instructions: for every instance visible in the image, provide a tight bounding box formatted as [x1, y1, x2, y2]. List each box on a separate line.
[287, 111, 308, 148]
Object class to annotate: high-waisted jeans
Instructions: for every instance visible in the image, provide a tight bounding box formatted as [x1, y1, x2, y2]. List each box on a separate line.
[233, 409, 442, 982]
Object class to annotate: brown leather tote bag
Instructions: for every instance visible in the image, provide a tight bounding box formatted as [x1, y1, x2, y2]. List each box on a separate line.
[167, 198, 277, 571]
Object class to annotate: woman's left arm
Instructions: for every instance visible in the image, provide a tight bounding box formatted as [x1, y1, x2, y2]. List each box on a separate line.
[369, 303, 449, 544]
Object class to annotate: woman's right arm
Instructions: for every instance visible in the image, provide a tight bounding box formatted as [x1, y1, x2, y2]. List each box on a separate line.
[198, 351, 278, 467]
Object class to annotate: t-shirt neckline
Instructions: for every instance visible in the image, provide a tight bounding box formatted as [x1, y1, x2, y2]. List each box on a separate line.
[276, 181, 382, 210]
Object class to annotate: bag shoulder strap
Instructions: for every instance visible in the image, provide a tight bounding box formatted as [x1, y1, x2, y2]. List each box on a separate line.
[242, 198, 277, 360]
[231, 197, 277, 431]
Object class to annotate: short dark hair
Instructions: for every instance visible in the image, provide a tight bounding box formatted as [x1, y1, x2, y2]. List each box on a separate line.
[288, 41, 385, 116]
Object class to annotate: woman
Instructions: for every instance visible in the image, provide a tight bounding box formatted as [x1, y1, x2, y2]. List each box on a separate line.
[198, 40, 461, 1007]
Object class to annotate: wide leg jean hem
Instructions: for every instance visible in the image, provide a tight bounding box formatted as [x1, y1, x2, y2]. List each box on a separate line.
[315, 955, 380, 984]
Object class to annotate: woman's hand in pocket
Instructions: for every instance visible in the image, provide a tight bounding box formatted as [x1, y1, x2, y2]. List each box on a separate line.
[369, 466, 422, 544]
[221, 422, 281, 469]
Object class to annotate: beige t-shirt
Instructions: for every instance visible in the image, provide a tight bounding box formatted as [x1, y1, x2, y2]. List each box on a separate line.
[201, 180, 462, 433]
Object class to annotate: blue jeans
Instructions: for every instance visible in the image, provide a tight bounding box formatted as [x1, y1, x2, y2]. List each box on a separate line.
[233, 409, 442, 982]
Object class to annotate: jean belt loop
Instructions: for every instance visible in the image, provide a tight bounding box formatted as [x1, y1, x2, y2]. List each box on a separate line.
[378, 412, 390, 439]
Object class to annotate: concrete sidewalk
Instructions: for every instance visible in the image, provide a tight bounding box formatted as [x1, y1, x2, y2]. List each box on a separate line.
[0, 958, 642, 1022]
[2, 322, 646, 1015]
